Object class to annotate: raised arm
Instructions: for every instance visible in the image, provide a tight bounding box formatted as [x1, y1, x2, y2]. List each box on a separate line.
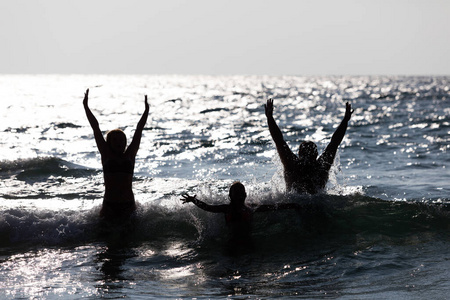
[320, 102, 354, 167]
[126, 95, 150, 158]
[83, 89, 108, 154]
[181, 194, 229, 213]
[265, 99, 296, 166]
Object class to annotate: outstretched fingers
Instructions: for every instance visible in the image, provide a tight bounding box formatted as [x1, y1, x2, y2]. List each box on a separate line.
[180, 193, 196, 204]
[265, 98, 274, 117]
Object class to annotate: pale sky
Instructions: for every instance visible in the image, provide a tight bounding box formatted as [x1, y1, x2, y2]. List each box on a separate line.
[1, 0, 449, 75]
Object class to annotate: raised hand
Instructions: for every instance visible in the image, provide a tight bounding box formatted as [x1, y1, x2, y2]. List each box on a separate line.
[344, 102, 354, 121]
[144, 95, 149, 111]
[83, 89, 89, 106]
[180, 193, 197, 204]
[265, 98, 274, 118]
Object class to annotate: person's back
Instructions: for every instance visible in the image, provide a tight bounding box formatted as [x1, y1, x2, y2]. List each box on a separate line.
[284, 157, 327, 194]
[224, 202, 254, 243]
[101, 150, 136, 219]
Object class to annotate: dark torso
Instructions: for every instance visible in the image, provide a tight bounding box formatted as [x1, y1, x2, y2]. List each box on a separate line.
[224, 205, 254, 240]
[285, 158, 330, 194]
[101, 155, 136, 219]
[103, 158, 134, 174]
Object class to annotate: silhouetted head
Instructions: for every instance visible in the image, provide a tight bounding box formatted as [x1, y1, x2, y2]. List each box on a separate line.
[298, 141, 318, 162]
[229, 181, 247, 206]
[106, 129, 127, 154]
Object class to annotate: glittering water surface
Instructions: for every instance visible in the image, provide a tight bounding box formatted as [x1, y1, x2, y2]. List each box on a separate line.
[0, 75, 449, 299]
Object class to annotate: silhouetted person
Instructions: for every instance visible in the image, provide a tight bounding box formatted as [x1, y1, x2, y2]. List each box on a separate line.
[83, 89, 149, 220]
[265, 99, 353, 194]
[181, 181, 299, 248]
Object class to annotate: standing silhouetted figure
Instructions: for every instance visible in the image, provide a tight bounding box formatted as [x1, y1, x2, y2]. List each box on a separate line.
[83, 89, 149, 220]
[265, 99, 353, 194]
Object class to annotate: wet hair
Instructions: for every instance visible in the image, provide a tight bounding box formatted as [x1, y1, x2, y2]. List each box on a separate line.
[229, 181, 246, 204]
[298, 141, 318, 160]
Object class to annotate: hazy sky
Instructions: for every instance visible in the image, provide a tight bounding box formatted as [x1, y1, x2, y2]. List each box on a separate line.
[1, 0, 449, 75]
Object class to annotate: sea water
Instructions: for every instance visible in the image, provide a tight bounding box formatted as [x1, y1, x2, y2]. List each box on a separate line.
[0, 75, 449, 299]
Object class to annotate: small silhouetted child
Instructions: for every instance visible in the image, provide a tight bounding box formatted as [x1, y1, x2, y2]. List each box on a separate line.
[181, 181, 300, 251]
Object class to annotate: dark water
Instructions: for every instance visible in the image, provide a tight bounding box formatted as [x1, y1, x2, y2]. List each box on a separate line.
[0, 75, 449, 298]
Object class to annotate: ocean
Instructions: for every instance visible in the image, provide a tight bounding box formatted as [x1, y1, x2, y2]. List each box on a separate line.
[0, 75, 449, 299]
